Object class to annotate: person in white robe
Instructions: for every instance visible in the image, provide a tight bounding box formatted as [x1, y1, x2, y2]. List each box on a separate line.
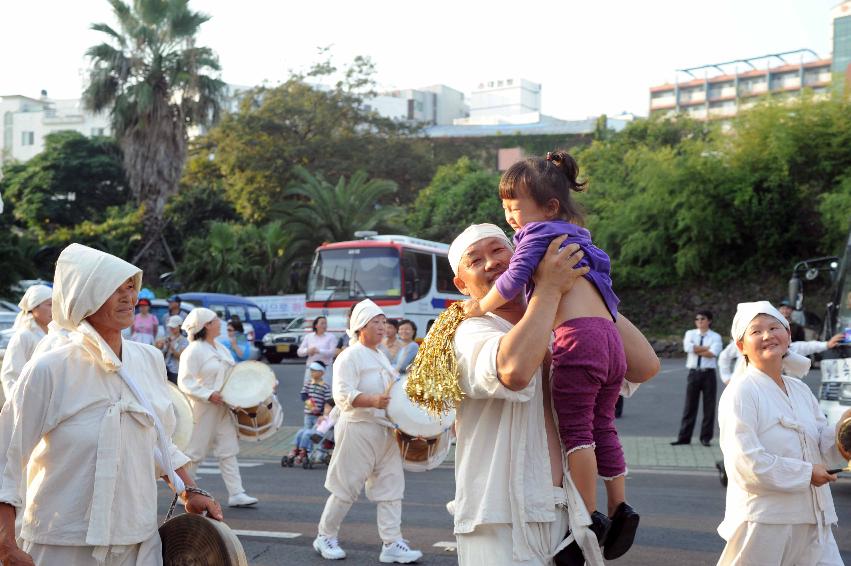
[447, 224, 659, 566]
[717, 300, 848, 566]
[0, 243, 221, 566]
[0, 284, 53, 400]
[313, 299, 423, 563]
[177, 308, 258, 508]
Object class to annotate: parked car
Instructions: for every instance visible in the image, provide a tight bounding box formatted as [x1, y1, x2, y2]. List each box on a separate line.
[261, 315, 312, 364]
[177, 293, 271, 348]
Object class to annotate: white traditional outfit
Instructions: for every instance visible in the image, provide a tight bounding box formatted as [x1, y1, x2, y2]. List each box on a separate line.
[0, 284, 52, 400]
[177, 308, 248, 500]
[717, 301, 845, 566]
[317, 300, 409, 546]
[0, 243, 187, 566]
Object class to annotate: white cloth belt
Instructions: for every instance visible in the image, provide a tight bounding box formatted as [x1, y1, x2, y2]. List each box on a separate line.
[779, 416, 830, 539]
[86, 397, 152, 546]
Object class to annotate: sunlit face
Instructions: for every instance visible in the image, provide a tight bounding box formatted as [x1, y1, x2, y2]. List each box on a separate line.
[384, 321, 398, 340]
[87, 278, 138, 332]
[315, 317, 327, 334]
[205, 319, 221, 340]
[398, 322, 415, 342]
[502, 191, 556, 232]
[358, 314, 386, 348]
[31, 298, 53, 327]
[453, 237, 514, 301]
[736, 314, 790, 367]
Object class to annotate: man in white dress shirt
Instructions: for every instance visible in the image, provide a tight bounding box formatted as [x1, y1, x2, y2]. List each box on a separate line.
[672, 309, 724, 447]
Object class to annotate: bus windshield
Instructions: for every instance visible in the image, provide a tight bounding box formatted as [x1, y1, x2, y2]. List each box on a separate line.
[307, 247, 402, 302]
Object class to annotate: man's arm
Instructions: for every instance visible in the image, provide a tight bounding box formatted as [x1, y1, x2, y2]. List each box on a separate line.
[497, 238, 588, 391]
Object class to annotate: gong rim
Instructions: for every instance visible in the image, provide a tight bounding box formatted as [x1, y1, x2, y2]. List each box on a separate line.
[159, 513, 247, 566]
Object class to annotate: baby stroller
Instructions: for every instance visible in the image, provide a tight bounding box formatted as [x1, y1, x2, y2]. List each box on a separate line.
[281, 407, 337, 469]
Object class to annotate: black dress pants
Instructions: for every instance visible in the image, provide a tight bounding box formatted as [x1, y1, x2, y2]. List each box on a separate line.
[676, 368, 717, 443]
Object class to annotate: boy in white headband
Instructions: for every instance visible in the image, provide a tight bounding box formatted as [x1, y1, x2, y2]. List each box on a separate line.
[717, 300, 849, 565]
[313, 299, 423, 563]
[286, 361, 333, 466]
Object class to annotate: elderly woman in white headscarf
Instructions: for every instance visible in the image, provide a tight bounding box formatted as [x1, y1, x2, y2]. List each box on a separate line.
[0, 284, 52, 399]
[0, 244, 221, 566]
[717, 300, 849, 566]
[177, 308, 258, 508]
[312, 299, 422, 563]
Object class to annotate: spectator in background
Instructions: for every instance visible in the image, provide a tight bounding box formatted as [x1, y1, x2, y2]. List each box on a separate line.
[299, 316, 337, 385]
[0, 284, 52, 399]
[158, 315, 189, 383]
[286, 361, 334, 465]
[377, 319, 402, 363]
[778, 298, 806, 342]
[672, 309, 723, 447]
[161, 294, 182, 327]
[130, 298, 158, 345]
[220, 319, 251, 362]
[394, 319, 419, 375]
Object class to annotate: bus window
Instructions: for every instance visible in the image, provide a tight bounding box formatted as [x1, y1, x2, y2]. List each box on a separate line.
[403, 252, 433, 302]
[436, 256, 456, 294]
[308, 247, 402, 301]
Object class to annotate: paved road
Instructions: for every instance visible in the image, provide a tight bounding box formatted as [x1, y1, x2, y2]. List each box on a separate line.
[165, 357, 851, 564]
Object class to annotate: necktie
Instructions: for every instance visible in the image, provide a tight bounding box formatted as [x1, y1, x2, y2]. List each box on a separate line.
[697, 335, 704, 369]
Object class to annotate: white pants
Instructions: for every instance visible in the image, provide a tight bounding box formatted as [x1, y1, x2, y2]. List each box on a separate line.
[318, 419, 405, 543]
[717, 522, 844, 566]
[184, 402, 244, 497]
[22, 531, 162, 566]
[456, 486, 570, 566]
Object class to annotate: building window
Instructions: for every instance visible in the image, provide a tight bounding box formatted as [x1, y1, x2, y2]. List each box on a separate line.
[507, 79, 514, 86]
[90, 127, 105, 137]
[21, 131, 34, 146]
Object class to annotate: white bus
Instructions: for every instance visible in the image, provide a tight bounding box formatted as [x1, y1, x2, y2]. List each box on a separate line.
[304, 234, 465, 339]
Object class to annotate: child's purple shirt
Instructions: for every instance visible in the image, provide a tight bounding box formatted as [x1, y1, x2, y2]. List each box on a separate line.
[494, 220, 620, 320]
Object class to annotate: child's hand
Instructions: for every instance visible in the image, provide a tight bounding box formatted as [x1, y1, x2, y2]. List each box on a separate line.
[462, 299, 484, 318]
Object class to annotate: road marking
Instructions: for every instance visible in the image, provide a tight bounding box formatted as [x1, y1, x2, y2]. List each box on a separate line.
[200, 461, 264, 468]
[233, 529, 301, 539]
[196, 468, 221, 475]
[433, 541, 457, 552]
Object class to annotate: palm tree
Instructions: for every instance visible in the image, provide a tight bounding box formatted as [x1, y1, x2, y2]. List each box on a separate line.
[276, 167, 401, 251]
[83, 0, 224, 277]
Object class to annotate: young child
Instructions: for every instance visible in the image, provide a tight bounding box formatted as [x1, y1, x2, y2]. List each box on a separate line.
[287, 361, 333, 465]
[463, 150, 639, 561]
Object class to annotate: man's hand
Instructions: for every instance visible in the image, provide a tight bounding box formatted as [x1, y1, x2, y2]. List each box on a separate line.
[533, 237, 589, 296]
[209, 391, 224, 406]
[828, 333, 845, 349]
[811, 463, 838, 487]
[185, 493, 224, 521]
[462, 299, 484, 319]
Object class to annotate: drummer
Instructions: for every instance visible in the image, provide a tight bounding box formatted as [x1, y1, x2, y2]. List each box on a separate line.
[0, 243, 221, 566]
[178, 308, 259, 508]
[0, 284, 52, 399]
[313, 299, 423, 563]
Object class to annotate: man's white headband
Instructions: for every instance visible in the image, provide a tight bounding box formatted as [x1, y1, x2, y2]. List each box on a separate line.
[448, 223, 513, 275]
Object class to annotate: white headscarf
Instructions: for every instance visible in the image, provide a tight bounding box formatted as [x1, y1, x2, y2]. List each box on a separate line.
[13, 284, 52, 330]
[731, 300, 811, 378]
[181, 308, 218, 338]
[166, 315, 183, 328]
[309, 361, 327, 373]
[347, 299, 385, 339]
[52, 244, 142, 332]
[448, 223, 513, 275]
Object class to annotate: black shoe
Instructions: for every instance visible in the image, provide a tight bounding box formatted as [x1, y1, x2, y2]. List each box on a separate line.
[603, 502, 640, 560]
[554, 511, 611, 566]
[670, 440, 690, 446]
[701, 440, 711, 447]
[715, 460, 728, 487]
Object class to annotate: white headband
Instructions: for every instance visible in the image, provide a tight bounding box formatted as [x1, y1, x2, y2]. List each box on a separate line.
[448, 223, 513, 275]
[347, 299, 385, 339]
[181, 308, 218, 338]
[13, 284, 53, 330]
[731, 300, 811, 378]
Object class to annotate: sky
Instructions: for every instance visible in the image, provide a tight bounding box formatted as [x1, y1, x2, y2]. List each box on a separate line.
[0, 0, 840, 119]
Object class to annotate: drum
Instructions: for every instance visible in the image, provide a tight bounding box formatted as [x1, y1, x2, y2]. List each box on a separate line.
[385, 376, 455, 472]
[160, 513, 247, 566]
[166, 382, 195, 453]
[221, 361, 282, 442]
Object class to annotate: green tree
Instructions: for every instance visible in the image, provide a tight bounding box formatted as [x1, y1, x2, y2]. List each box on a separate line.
[406, 157, 506, 243]
[0, 131, 127, 235]
[83, 0, 225, 277]
[206, 55, 432, 221]
[276, 167, 400, 252]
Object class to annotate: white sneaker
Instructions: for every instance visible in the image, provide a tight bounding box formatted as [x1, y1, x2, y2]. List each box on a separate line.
[313, 535, 346, 560]
[227, 493, 258, 507]
[379, 539, 423, 563]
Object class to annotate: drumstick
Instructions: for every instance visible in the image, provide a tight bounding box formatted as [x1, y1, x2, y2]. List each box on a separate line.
[828, 467, 851, 474]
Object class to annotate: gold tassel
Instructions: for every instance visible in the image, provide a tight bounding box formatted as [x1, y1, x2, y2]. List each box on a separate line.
[405, 302, 466, 416]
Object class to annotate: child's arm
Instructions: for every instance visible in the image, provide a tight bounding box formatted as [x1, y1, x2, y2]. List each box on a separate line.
[463, 285, 510, 318]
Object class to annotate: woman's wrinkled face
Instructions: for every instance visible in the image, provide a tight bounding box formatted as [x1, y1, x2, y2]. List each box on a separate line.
[398, 322, 415, 342]
[87, 278, 138, 332]
[358, 314, 386, 348]
[737, 314, 790, 367]
[31, 299, 53, 327]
